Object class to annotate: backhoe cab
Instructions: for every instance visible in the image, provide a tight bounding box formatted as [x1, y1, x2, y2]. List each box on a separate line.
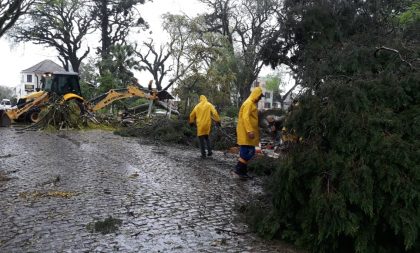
[41, 72, 82, 97]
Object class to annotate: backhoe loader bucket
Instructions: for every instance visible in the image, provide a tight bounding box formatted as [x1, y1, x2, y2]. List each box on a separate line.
[0, 110, 11, 127]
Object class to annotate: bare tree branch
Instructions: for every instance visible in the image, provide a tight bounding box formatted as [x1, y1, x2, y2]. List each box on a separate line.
[0, 0, 34, 38]
[374, 46, 417, 70]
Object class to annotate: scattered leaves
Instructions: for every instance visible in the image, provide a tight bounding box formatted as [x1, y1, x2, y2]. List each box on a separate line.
[19, 191, 78, 200]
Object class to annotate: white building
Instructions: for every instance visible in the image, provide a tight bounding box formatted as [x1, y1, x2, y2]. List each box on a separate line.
[252, 78, 296, 111]
[251, 79, 278, 110]
[16, 60, 65, 98]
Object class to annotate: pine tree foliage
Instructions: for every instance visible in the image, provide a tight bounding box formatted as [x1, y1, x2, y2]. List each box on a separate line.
[255, 1, 420, 252]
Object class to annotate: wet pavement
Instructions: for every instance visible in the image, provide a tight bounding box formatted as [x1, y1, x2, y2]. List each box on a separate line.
[0, 127, 301, 253]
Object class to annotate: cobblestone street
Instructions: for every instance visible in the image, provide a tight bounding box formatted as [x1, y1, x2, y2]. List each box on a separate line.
[0, 128, 300, 253]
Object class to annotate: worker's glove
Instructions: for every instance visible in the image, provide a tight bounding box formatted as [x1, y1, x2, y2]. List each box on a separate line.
[215, 121, 221, 127]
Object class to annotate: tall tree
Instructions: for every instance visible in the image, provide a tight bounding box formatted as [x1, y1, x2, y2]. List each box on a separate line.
[98, 44, 138, 92]
[261, 0, 417, 88]
[135, 39, 174, 91]
[0, 0, 33, 38]
[162, 13, 238, 108]
[93, 0, 147, 74]
[199, 0, 281, 102]
[11, 0, 95, 72]
[78, 57, 99, 99]
[203, 42, 237, 108]
[201, 0, 234, 45]
[136, 14, 205, 91]
[0, 85, 14, 99]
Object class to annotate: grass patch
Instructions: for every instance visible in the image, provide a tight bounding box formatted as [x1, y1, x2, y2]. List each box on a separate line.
[83, 122, 116, 131]
[87, 216, 122, 234]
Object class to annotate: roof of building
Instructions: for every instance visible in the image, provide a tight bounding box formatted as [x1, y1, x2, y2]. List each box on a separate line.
[21, 60, 65, 74]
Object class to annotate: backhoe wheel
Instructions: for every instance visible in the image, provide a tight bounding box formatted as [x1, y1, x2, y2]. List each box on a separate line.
[27, 108, 41, 123]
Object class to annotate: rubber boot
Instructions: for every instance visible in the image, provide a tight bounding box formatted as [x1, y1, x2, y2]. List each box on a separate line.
[232, 161, 249, 179]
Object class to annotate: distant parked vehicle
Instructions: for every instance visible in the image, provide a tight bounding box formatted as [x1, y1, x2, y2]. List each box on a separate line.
[0, 99, 12, 110]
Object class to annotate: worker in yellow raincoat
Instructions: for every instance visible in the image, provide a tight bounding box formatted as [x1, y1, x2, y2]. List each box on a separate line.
[232, 87, 264, 179]
[189, 95, 221, 158]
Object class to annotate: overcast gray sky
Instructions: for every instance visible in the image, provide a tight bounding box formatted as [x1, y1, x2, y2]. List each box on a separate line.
[0, 0, 205, 87]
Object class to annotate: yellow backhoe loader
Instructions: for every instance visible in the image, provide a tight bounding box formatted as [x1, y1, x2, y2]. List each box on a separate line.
[0, 72, 173, 127]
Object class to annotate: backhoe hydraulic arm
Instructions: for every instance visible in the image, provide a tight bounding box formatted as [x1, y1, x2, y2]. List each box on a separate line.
[87, 85, 159, 112]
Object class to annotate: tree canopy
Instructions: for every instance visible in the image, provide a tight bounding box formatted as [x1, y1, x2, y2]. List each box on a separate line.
[197, 0, 282, 102]
[11, 0, 94, 72]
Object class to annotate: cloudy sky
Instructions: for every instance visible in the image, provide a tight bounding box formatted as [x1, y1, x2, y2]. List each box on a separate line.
[0, 0, 206, 87]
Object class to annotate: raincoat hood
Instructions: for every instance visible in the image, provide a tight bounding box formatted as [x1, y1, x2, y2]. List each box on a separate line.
[249, 87, 263, 103]
[199, 95, 208, 103]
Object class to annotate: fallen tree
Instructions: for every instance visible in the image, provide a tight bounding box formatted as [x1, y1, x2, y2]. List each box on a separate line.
[114, 116, 237, 150]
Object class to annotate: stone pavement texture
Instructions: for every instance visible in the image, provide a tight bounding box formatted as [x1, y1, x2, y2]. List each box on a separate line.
[0, 128, 301, 253]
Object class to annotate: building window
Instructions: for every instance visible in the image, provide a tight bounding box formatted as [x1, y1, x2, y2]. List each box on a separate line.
[26, 74, 32, 83]
[265, 92, 271, 98]
[264, 102, 271, 108]
[25, 84, 34, 92]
